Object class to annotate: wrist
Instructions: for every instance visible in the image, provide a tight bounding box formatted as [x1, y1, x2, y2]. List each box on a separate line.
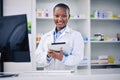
[46, 55, 52, 62]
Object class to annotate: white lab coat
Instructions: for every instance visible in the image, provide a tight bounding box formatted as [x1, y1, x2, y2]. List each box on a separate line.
[35, 26, 84, 70]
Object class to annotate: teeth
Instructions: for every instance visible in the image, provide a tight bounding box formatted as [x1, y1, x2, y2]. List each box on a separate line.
[58, 23, 63, 24]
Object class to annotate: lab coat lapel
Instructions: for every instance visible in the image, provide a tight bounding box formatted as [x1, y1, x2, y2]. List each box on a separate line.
[46, 31, 54, 43]
[58, 27, 70, 40]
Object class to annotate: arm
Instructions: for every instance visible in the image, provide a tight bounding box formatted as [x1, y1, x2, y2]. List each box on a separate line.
[35, 36, 50, 67]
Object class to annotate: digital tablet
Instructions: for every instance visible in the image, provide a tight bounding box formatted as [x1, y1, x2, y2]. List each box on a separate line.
[48, 42, 71, 54]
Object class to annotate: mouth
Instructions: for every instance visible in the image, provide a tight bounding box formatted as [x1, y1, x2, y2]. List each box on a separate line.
[57, 22, 64, 25]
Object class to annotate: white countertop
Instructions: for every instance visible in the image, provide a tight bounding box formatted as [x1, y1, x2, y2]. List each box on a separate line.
[0, 71, 120, 80]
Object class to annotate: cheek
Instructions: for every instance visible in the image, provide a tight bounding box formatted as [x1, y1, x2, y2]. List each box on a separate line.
[64, 19, 69, 23]
[53, 18, 57, 23]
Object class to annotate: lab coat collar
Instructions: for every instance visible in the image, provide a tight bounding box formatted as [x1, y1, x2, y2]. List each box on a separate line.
[46, 26, 71, 36]
[58, 26, 71, 39]
[45, 26, 71, 43]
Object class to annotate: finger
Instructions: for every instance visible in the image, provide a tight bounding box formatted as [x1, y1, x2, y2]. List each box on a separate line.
[47, 54, 51, 57]
[49, 54, 52, 58]
[60, 47, 62, 50]
[50, 55, 52, 58]
[49, 49, 54, 52]
[60, 47, 63, 52]
[48, 50, 53, 53]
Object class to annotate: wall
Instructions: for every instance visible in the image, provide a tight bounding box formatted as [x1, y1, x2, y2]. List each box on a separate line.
[3, 0, 33, 72]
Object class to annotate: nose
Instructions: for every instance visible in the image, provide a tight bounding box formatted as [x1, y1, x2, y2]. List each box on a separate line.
[58, 16, 63, 21]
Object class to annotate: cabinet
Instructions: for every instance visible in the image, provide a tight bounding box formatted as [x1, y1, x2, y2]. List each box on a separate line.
[32, 0, 120, 75]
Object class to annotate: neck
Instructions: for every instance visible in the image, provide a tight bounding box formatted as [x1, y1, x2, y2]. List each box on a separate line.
[56, 26, 66, 32]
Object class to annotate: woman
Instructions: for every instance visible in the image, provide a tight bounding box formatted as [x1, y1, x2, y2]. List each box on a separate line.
[35, 3, 84, 70]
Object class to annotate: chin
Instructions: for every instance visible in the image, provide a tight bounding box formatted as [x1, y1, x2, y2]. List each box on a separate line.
[58, 26, 64, 29]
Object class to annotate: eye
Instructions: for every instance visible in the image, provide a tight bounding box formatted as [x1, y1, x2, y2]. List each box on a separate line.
[62, 15, 67, 18]
[55, 15, 59, 18]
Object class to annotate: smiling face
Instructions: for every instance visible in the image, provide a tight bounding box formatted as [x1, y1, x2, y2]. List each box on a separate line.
[53, 7, 70, 31]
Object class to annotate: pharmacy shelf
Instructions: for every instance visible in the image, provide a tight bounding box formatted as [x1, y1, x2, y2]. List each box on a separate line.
[32, 0, 120, 75]
[36, 17, 53, 19]
[36, 17, 88, 20]
[91, 18, 120, 20]
[91, 63, 120, 66]
[91, 41, 120, 43]
[78, 64, 88, 67]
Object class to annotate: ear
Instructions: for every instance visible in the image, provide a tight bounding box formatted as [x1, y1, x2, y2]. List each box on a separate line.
[68, 14, 70, 19]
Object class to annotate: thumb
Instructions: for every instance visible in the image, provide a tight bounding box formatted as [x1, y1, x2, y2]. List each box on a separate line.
[60, 47, 62, 51]
[60, 47, 63, 53]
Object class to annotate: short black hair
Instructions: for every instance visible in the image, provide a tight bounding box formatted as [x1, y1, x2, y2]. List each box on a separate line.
[53, 3, 70, 14]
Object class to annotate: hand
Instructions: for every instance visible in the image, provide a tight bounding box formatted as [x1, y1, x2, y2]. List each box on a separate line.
[47, 48, 63, 61]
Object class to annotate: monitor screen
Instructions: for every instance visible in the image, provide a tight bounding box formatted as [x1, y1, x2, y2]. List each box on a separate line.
[0, 0, 3, 72]
[0, 0, 3, 16]
[0, 14, 31, 62]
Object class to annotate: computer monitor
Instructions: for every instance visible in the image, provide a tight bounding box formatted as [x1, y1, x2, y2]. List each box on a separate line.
[0, 14, 31, 63]
[0, 0, 3, 72]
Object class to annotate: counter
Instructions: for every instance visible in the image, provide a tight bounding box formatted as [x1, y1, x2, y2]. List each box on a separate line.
[0, 70, 120, 80]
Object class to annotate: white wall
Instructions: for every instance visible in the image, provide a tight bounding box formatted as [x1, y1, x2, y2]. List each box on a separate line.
[3, 0, 32, 21]
[3, 0, 33, 72]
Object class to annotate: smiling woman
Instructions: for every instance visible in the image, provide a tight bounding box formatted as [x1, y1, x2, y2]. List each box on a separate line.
[53, 3, 70, 31]
[35, 3, 84, 70]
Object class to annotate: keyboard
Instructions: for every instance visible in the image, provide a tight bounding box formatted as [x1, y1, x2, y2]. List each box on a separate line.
[0, 73, 18, 78]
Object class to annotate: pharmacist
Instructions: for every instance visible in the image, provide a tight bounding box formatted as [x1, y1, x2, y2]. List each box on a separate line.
[35, 3, 84, 70]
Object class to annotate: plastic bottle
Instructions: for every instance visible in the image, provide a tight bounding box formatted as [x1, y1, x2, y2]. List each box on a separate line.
[36, 33, 41, 42]
[94, 10, 100, 18]
[45, 9, 49, 17]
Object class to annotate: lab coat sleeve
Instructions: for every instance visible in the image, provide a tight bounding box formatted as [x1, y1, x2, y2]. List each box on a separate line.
[34, 35, 50, 67]
[63, 32, 84, 66]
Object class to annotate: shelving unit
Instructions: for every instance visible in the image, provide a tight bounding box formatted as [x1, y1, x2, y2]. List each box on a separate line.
[90, 0, 120, 74]
[31, 0, 120, 75]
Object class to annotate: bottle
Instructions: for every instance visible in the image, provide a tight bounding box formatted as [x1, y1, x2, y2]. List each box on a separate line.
[108, 56, 114, 64]
[38, 10, 42, 17]
[100, 34, 104, 41]
[37, 9, 44, 17]
[36, 33, 41, 43]
[117, 33, 120, 41]
[94, 10, 99, 18]
[45, 9, 49, 17]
